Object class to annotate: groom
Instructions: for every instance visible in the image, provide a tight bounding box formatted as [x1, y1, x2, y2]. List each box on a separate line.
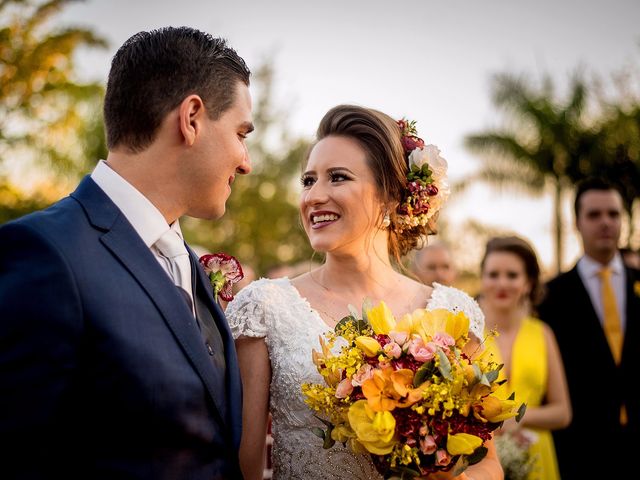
[0, 27, 253, 479]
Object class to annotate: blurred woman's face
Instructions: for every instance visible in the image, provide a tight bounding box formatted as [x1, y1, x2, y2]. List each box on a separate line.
[299, 135, 383, 255]
[480, 251, 531, 312]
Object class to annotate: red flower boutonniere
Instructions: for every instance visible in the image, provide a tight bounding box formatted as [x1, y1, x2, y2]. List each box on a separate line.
[634, 281, 640, 298]
[199, 253, 244, 302]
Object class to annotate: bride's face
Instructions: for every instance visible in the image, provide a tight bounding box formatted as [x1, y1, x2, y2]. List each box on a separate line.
[300, 135, 383, 254]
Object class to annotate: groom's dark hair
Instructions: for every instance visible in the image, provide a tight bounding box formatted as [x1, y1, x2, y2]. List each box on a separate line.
[104, 26, 251, 152]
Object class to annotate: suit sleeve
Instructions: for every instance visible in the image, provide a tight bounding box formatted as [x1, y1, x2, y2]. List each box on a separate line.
[0, 221, 83, 449]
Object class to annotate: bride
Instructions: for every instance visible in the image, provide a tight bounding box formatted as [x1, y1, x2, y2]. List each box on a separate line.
[226, 105, 503, 480]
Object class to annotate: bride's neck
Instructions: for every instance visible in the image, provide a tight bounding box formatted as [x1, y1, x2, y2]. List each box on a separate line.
[318, 251, 396, 297]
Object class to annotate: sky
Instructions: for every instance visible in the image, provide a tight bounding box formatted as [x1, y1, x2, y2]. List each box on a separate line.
[57, 0, 640, 272]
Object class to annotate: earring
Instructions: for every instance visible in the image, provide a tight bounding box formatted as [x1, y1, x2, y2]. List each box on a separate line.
[381, 212, 391, 229]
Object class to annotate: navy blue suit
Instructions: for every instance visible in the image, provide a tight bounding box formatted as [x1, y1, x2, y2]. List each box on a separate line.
[0, 177, 243, 479]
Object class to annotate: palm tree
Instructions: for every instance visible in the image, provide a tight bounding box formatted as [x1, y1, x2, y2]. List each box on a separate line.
[462, 73, 594, 273]
[584, 106, 640, 246]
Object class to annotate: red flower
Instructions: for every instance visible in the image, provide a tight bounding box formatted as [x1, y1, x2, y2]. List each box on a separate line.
[401, 135, 425, 154]
[199, 253, 244, 302]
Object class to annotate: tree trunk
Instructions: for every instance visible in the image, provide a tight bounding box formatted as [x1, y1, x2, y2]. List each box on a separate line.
[553, 181, 563, 274]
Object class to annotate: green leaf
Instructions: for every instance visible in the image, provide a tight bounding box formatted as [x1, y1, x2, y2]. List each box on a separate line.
[313, 414, 334, 428]
[485, 367, 501, 383]
[387, 465, 422, 478]
[413, 361, 435, 387]
[348, 304, 360, 319]
[437, 348, 452, 380]
[516, 402, 527, 423]
[451, 455, 469, 476]
[334, 315, 357, 334]
[311, 427, 325, 439]
[322, 423, 335, 449]
[467, 446, 488, 465]
[355, 320, 369, 335]
[507, 391, 516, 401]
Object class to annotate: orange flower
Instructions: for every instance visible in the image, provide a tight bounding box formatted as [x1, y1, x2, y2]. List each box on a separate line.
[361, 366, 426, 412]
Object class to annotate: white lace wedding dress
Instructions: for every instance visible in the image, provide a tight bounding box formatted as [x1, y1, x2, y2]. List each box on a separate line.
[226, 277, 484, 480]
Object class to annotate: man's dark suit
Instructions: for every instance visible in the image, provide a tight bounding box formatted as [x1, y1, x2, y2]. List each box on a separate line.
[538, 262, 640, 479]
[0, 177, 243, 479]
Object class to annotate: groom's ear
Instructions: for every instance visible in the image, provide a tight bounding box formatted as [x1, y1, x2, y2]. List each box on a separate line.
[178, 95, 205, 147]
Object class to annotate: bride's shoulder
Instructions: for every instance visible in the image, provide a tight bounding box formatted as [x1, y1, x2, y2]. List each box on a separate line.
[426, 283, 485, 339]
[228, 277, 293, 309]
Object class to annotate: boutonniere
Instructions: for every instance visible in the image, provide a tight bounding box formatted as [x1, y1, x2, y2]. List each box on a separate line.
[199, 253, 244, 302]
[634, 281, 640, 298]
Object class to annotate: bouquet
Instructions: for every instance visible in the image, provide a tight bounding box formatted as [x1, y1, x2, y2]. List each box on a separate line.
[494, 429, 538, 480]
[302, 301, 525, 478]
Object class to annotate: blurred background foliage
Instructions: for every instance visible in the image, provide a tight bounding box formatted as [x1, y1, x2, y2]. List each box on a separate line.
[0, 0, 108, 223]
[1, 0, 638, 280]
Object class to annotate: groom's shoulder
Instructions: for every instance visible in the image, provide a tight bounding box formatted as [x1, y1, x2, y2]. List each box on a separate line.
[2, 195, 83, 235]
[0, 194, 90, 255]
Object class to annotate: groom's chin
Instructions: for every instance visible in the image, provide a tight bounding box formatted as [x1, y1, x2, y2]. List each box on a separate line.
[186, 205, 226, 221]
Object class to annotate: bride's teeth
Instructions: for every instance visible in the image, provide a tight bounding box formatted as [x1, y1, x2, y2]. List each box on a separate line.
[312, 214, 338, 224]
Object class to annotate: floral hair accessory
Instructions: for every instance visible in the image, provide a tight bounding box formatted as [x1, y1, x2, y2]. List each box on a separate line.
[396, 119, 450, 231]
[199, 253, 244, 302]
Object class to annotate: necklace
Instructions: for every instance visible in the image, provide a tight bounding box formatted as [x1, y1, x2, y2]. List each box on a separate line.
[308, 268, 422, 324]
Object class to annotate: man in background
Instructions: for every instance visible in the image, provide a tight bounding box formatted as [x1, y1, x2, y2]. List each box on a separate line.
[411, 241, 457, 287]
[538, 177, 639, 479]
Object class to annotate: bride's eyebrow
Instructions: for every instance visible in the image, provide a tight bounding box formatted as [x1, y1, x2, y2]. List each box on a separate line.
[327, 167, 355, 175]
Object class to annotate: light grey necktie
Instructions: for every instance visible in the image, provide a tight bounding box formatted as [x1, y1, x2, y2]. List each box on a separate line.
[155, 229, 194, 313]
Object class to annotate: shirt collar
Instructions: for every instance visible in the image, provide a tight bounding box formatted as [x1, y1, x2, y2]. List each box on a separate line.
[90, 160, 179, 247]
[578, 252, 625, 278]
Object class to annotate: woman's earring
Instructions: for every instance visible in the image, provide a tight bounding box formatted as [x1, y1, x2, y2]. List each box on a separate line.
[381, 212, 391, 229]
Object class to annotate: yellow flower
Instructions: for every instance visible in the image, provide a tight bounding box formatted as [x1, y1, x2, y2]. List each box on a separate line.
[331, 423, 355, 443]
[419, 308, 469, 344]
[473, 395, 519, 423]
[367, 301, 396, 335]
[447, 432, 483, 455]
[355, 336, 381, 357]
[348, 400, 396, 455]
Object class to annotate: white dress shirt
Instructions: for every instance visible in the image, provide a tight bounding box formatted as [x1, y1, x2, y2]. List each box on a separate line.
[577, 252, 627, 333]
[90, 161, 192, 299]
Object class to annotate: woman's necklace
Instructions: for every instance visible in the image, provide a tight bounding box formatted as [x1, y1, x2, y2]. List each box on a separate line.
[308, 268, 421, 325]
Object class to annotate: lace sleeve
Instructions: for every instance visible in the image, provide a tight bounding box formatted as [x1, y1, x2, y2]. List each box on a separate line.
[427, 283, 485, 339]
[225, 279, 272, 339]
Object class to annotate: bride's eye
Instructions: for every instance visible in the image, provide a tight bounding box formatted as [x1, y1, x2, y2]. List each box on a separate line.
[329, 172, 349, 183]
[301, 175, 316, 188]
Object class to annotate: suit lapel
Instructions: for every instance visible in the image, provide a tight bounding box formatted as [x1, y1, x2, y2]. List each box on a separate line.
[189, 248, 243, 447]
[71, 177, 231, 434]
[623, 267, 640, 360]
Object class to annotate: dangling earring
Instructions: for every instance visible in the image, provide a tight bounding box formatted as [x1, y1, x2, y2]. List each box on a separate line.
[381, 212, 391, 229]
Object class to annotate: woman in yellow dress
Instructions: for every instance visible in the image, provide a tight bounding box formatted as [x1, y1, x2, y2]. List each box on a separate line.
[479, 236, 571, 480]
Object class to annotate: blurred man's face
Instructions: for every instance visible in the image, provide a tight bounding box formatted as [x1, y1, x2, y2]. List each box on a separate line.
[414, 247, 456, 286]
[576, 189, 622, 262]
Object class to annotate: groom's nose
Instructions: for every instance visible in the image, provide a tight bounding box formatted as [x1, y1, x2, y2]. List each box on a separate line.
[237, 148, 251, 175]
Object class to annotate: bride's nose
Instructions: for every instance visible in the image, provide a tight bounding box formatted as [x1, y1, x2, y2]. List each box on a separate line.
[302, 180, 329, 206]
